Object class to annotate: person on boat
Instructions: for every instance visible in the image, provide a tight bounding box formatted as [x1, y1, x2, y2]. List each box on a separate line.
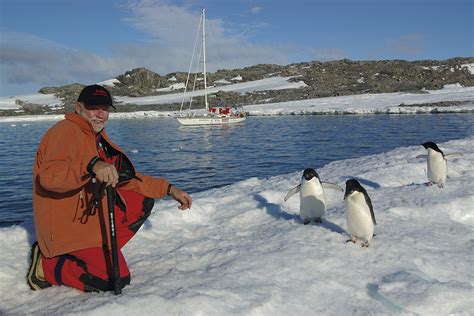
[27, 84, 192, 293]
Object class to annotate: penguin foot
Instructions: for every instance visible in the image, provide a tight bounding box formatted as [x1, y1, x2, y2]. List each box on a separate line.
[361, 241, 370, 248]
[303, 219, 311, 225]
[315, 218, 322, 224]
[438, 183, 444, 188]
[346, 237, 356, 244]
[425, 182, 433, 186]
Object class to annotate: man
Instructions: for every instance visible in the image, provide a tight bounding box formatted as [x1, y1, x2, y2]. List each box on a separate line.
[27, 84, 192, 292]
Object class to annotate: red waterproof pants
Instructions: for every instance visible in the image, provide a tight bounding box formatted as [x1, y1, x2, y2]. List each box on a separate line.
[41, 190, 154, 292]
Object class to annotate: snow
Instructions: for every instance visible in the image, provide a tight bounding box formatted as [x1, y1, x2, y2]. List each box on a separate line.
[1, 135, 473, 314]
[231, 75, 243, 81]
[461, 63, 474, 74]
[244, 84, 474, 115]
[114, 76, 308, 106]
[422, 66, 442, 71]
[97, 79, 121, 87]
[1, 82, 473, 122]
[213, 78, 232, 85]
[421, 64, 474, 75]
[0, 93, 62, 110]
[155, 82, 185, 92]
[2, 76, 302, 110]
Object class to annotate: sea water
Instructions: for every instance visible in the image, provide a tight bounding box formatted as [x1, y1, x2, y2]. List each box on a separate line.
[0, 114, 473, 227]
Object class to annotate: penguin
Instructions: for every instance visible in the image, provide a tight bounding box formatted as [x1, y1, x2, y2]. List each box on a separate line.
[284, 168, 343, 225]
[417, 141, 464, 188]
[418, 141, 447, 188]
[344, 179, 376, 247]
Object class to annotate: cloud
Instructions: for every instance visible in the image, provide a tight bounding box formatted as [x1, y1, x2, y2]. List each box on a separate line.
[123, 1, 207, 47]
[123, 2, 273, 50]
[250, 6, 262, 15]
[0, 32, 128, 94]
[121, 1, 288, 70]
[0, 1, 289, 95]
[386, 34, 423, 55]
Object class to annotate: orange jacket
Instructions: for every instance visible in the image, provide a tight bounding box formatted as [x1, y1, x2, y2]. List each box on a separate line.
[33, 112, 169, 258]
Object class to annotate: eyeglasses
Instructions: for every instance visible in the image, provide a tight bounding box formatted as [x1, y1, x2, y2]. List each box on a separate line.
[83, 104, 111, 111]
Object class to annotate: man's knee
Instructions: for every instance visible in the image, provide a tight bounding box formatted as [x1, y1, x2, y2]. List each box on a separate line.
[53, 252, 131, 293]
[80, 274, 130, 292]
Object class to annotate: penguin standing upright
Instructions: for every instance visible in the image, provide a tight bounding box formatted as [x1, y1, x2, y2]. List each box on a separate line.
[418, 141, 463, 188]
[284, 168, 342, 225]
[419, 142, 447, 188]
[344, 179, 377, 247]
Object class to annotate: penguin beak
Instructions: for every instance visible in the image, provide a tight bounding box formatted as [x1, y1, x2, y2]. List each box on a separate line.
[344, 189, 354, 200]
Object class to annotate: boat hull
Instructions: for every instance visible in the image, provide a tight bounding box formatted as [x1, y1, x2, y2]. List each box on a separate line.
[177, 116, 246, 126]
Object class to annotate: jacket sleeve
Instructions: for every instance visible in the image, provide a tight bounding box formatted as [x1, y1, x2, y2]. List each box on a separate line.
[120, 171, 169, 199]
[36, 124, 95, 193]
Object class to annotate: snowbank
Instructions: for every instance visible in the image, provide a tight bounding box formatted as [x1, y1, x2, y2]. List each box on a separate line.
[1, 137, 472, 314]
[1, 84, 473, 123]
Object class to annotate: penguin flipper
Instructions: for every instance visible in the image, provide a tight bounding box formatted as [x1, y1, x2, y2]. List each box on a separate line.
[322, 182, 343, 192]
[362, 190, 377, 225]
[371, 213, 377, 225]
[284, 184, 301, 201]
[445, 152, 463, 159]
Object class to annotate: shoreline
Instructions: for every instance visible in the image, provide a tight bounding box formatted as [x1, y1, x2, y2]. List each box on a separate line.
[1, 84, 473, 121]
[1, 105, 473, 122]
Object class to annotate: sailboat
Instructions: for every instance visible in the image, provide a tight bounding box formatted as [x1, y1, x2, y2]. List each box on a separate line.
[176, 9, 246, 126]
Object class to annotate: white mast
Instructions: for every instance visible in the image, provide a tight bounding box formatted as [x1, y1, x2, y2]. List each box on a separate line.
[202, 8, 208, 112]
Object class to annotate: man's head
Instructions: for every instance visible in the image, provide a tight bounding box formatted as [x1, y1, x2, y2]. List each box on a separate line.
[75, 85, 115, 133]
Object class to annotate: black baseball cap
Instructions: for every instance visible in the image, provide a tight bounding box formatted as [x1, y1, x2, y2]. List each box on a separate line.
[77, 84, 115, 109]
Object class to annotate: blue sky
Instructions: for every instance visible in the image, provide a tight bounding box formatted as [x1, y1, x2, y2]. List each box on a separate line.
[0, 0, 472, 96]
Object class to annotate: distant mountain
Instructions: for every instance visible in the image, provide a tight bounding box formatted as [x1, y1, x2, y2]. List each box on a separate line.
[9, 57, 474, 115]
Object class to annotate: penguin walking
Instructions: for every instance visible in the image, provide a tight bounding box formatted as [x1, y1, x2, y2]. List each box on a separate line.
[344, 179, 377, 247]
[284, 168, 343, 225]
[417, 141, 462, 188]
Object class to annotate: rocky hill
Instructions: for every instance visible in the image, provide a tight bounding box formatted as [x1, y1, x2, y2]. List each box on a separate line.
[9, 57, 474, 114]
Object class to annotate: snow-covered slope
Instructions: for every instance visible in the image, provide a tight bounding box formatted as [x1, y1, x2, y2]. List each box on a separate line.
[1, 84, 473, 122]
[1, 137, 472, 314]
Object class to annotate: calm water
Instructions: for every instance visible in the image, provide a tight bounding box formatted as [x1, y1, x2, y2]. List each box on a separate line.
[1, 114, 473, 227]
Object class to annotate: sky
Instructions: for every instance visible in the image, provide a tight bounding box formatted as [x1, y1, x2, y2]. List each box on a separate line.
[0, 0, 473, 96]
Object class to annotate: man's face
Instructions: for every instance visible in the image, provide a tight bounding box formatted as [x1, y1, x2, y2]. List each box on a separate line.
[75, 102, 110, 133]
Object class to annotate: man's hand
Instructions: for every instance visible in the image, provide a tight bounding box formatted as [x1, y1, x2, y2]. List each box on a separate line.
[169, 185, 192, 210]
[92, 161, 119, 187]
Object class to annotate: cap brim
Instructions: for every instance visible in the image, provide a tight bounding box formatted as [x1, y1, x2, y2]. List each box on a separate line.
[83, 103, 116, 110]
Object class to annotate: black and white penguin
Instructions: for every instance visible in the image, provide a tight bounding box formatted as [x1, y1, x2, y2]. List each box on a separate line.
[417, 141, 463, 188]
[344, 179, 377, 247]
[284, 168, 343, 225]
[419, 141, 447, 188]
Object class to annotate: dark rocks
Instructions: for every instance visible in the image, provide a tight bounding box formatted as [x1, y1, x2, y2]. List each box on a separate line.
[398, 100, 468, 107]
[110, 68, 169, 96]
[22, 57, 474, 115]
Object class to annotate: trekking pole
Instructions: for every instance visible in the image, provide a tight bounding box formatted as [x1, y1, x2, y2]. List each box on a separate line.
[106, 185, 121, 295]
